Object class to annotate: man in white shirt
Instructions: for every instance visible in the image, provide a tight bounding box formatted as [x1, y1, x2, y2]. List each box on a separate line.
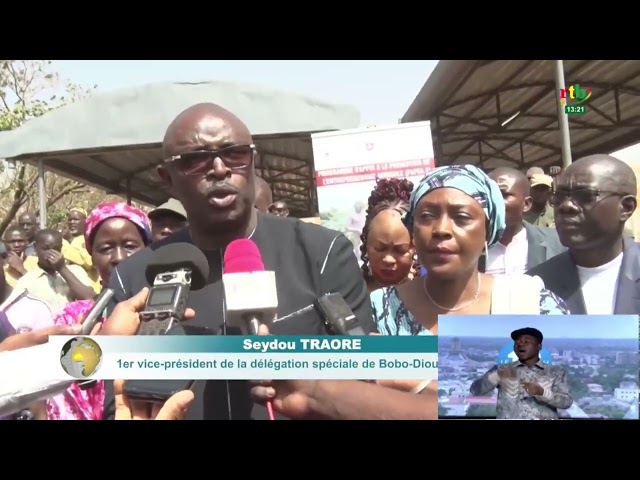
[483, 168, 565, 276]
[527, 155, 639, 314]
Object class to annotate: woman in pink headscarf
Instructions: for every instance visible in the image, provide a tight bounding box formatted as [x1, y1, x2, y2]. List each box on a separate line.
[46, 202, 153, 420]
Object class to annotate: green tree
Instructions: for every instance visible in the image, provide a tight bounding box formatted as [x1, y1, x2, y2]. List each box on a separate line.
[466, 404, 497, 417]
[568, 375, 589, 399]
[0, 60, 118, 233]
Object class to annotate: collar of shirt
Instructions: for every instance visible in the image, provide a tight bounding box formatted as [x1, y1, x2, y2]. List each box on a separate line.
[513, 359, 546, 370]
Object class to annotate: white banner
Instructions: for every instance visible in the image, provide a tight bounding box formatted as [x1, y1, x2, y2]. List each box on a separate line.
[312, 122, 434, 263]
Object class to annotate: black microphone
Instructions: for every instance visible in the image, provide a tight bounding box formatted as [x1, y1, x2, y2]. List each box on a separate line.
[314, 293, 366, 336]
[139, 243, 209, 335]
[272, 293, 366, 336]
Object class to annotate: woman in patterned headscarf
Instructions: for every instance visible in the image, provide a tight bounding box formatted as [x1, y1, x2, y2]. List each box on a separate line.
[370, 166, 568, 409]
[46, 202, 153, 420]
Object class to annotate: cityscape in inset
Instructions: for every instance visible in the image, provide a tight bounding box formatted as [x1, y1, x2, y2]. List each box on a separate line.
[438, 315, 639, 420]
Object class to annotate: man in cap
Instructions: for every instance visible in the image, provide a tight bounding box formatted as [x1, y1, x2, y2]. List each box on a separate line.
[148, 198, 188, 242]
[525, 173, 555, 227]
[102, 102, 375, 420]
[470, 327, 572, 419]
[527, 154, 640, 314]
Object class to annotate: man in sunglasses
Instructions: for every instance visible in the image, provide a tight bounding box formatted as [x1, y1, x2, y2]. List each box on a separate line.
[268, 200, 289, 217]
[100, 102, 376, 420]
[527, 154, 639, 315]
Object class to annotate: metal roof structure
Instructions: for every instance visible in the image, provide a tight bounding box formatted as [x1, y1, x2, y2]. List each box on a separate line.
[402, 60, 640, 170]
[0, 80, 360, 217]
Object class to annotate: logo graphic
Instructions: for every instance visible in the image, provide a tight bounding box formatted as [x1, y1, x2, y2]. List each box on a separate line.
[60, 336, 103, 379]
[559, 84, 592, 115]
[497, 343, 553, 365]
[365, 142, 374, 151]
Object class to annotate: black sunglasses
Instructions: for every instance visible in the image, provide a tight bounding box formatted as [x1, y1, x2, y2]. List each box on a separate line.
[549, 188, 625, 207]
[164, 144, 255, 176]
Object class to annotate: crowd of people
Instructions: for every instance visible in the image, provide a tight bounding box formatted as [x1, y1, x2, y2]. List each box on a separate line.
[0, 99, 637, 420]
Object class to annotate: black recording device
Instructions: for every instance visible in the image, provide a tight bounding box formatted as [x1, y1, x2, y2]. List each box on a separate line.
[314, 293, 366, 336]
[139, 243, 209, 335]
[123, 322, 196, 403]
[122, 243, 208, 403]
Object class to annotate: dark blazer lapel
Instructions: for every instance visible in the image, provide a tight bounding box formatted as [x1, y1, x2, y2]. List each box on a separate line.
[551, 252, 586, 314]
[524, 223, 547, 268]
[614, 237, 640, 314]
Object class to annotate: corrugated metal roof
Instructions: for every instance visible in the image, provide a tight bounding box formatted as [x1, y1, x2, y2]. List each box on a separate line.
[0, 80, 360, 217]
[402, 60, 640, 170]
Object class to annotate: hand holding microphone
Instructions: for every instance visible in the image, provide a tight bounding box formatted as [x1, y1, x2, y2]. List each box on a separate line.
[98, 287, 196, 336]
[114, 379, 194, 420]
[121, 243, 208, 404]
[248, 324, 319, 420]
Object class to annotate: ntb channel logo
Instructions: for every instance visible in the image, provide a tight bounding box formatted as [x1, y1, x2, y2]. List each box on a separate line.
[559, 84, 592, 115]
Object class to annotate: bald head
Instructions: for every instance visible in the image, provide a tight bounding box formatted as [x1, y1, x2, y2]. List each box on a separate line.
[254, 176, 273, 213]
[158, 102, 257, 238]
[490, 167, 530, 196]
[162, 103, 252, 158]
[563, 154, 637, 195]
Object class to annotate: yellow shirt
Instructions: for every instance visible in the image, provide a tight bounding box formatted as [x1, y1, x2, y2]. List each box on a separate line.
[5, 263, 94, 315]
[63, 237, 101, 293]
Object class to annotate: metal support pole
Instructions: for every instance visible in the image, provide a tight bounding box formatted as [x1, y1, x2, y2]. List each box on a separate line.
[554, 60, 573, 168]
[37, 159, 47, 228]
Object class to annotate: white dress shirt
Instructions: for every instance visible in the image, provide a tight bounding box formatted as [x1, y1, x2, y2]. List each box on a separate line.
[486, 227, 529, 276]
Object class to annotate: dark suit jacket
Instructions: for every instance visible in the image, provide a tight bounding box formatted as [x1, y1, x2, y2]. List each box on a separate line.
[102, 212, 375, 420]
[479, 223, 565, 273]
[526, 236, 640, 314]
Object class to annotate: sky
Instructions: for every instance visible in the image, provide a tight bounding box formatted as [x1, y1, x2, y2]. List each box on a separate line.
[50, 60, 438, 127]
[48, 60, 640, 163]
[439, 315, 639, 339]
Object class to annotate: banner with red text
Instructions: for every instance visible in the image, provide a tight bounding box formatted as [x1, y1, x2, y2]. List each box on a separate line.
[311, 122, 434, 263]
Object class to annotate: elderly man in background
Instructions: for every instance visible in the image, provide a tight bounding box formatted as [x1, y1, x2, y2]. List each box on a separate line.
[528, 155, 640, 315]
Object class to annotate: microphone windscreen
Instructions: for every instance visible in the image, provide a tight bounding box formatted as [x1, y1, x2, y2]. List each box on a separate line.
[145, 243, 209, 290]
[224, 239, 265, 274]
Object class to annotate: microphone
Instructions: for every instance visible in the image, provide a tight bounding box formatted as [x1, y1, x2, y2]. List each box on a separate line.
[124, 244, 209, 401]
[222, 239, 277, 420]
[314, 293, 366, 336]
[81, 288, 114, 336]
[222, 239, 278, 335]
[76, 288, 115, 391]
[140, 243, 209, 335]
[0, 343, 74, 417]
[271, 293, 365, 336]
